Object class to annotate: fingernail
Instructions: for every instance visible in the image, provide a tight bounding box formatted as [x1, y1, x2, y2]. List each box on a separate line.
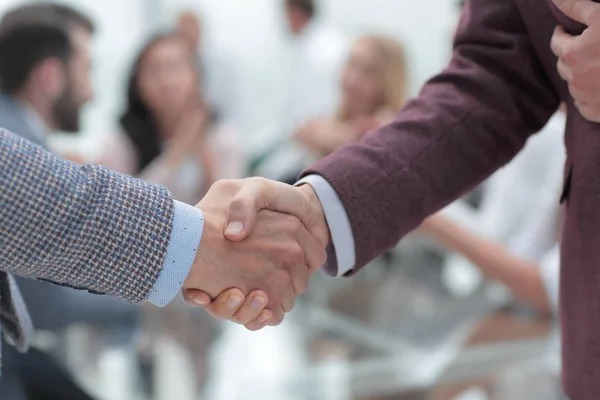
[227, 295, 243, 309]
[257, 313, 270, 324]
[192, 297, 207, 306]
[225, 222, 243, 235]
[251, 296, 267, 309]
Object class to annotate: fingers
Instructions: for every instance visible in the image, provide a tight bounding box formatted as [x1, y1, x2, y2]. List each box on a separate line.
[281, 291, 296, 313]
[231, 291, 268, 325]
[244, 309, 272, 331]
[568, 80, 599, 103]
[575, 99, 600, 121]
[182, 289, 211, 306]
[551, 26, 575, 60]
[203, 288, 245, 319]
[267, 305, 286, 326]
[552, 0, 600, 25]
[263, 211, 312, 294]
[551, 23, 600, 121]
[225, 178, 311, 242]
[186, 287, 273, 330]
[556, 57, 572, 83]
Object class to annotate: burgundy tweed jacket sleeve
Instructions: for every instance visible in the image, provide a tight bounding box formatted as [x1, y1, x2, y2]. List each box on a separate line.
[301, 0, 561, 272]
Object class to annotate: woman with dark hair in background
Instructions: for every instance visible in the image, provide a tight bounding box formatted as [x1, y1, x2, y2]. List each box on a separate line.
[99, 33, 243, 397]
[100, 33, 243, 205]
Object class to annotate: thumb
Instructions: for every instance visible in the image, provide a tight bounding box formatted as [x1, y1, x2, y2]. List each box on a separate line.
[224, 178, 269, 241]
[224, 178, 309, 242]
[552, 0, 600, 25]
[182, 288, 212, 306]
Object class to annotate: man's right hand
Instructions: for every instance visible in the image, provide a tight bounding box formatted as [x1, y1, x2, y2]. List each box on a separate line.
[182, 179, 328, 328]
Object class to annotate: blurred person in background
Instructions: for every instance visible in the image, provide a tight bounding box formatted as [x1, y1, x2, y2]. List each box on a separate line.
[280, 0, 348, 123]
[176, 10, 241, 129]
[252, 0, 348, 176]
[257, 35, 406, 183]
[0, 3, 137, 400]
[416, 111, 565, 315]
[99, 32, 243, 396]
[410, 0, 566, 317]
[408, 110, 566, 396]
[204, 35, 407, 400]
[100, 33, 244, 205]
[294, 35, 406, 157]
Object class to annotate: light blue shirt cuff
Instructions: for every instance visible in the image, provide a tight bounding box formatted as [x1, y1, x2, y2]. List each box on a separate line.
[296, 175, 355, 277]
[147, 201, 204, 307]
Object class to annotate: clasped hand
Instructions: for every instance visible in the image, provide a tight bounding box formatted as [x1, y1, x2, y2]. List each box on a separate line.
[551, 0, 600, 121]
[181, 178, 329, 331]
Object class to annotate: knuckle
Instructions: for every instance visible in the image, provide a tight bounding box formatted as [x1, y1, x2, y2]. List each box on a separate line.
[246, 177, 273, 202]
[276, 269, 292, 287]
[214, 179, 232, 191]
[249, 176, 268, 190]
[289, 217, 303, 235]
[562, 44, 579, 65]
[230, 196, 251, 212]
[561, 42, 585, 68]
[569, 75, 584, 90]
[214, 179, 242, 196]
[286, 243, 304, 266]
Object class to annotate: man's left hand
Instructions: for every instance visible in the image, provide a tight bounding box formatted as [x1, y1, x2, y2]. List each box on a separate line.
[551, 0, 600, 121]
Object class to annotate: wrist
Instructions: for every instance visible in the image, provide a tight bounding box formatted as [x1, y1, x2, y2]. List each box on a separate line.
[184, 207, 218, 295]
[297, 183, 331, 246]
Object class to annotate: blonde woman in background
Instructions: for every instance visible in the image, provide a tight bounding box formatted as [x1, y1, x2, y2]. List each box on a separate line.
[295, 35, 407, 157]
[256, 35, 408, 182]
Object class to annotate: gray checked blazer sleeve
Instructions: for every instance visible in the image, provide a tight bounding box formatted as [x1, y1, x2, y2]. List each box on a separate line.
[0, 129, 175, 303]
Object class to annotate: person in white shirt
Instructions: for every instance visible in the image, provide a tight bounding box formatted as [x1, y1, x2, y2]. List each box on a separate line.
[176, 11, 241, 129]
[416, 111, 566, 314]
[281, 0, 348, 124]
[254, 0, 349, 180]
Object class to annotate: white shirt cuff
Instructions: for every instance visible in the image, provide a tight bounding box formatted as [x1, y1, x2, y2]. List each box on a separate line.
[296, 175, 355, 277]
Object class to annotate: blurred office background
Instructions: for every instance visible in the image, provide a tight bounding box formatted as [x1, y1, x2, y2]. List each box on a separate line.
[0, 0, 564, 399]
[5, 0, 458, 157]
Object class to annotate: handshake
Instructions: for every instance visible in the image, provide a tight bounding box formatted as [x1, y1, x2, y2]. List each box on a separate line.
[181, 178, 330, 331]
